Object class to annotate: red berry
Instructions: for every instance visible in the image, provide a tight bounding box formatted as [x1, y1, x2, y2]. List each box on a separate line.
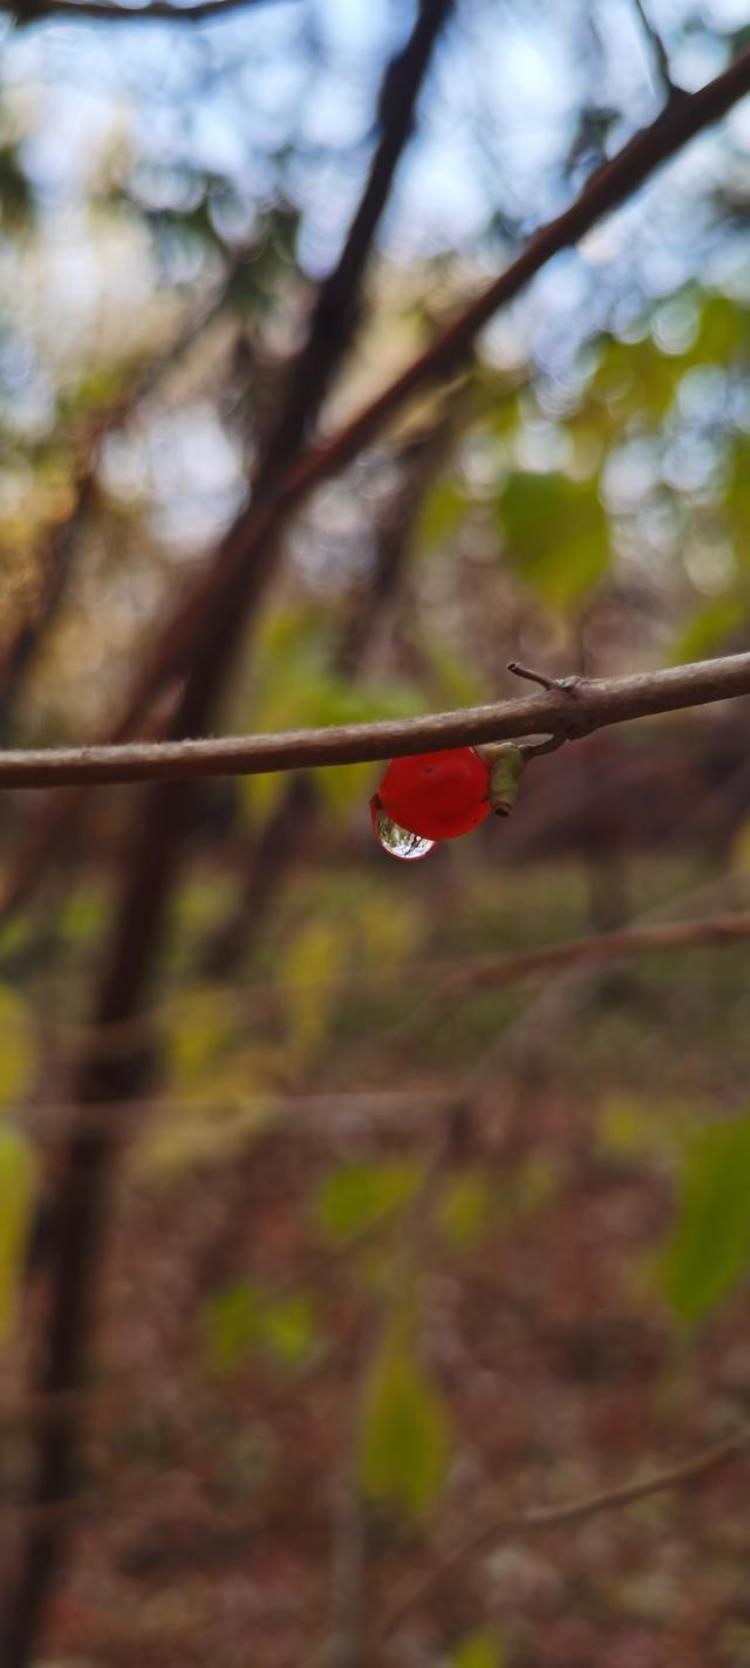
[371, 748, 491, 841]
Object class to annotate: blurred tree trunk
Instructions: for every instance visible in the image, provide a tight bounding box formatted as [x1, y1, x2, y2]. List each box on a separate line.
[2, 6, 456, 1662]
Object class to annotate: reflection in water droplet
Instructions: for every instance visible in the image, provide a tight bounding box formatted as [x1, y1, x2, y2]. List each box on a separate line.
[370, 798, 436, 862]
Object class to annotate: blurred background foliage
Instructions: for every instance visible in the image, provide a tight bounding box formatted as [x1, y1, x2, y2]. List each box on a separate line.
[2, 1, 750, 1664]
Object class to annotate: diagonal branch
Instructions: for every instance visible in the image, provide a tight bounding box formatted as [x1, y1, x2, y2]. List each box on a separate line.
[8, 39, 750, 1668]
[1, 650, 750, 788]
[630, 0, 676, 99]
[0, 0, 456, 926]
[2, 10, 456, 1667]
[9, 0, 290, 24]
[0, 473, 98, 741]
[198, 406, 461, 977]
[379, 1427, 750, 1643]
[22, 44, 750, 745]
[2, 44, 749, 926]
[428, 910, 750, 1003]
[254, 0, 456, 491]
[0, 276, 238, 740]
[112, 43, 750, 733]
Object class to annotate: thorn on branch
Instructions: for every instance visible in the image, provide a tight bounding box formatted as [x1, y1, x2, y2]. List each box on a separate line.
[630, 0, 679, 104]
[507, 660, 570, 695]
[507, 662, 591, 740]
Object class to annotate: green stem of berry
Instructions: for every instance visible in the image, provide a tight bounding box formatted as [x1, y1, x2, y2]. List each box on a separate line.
[482, 743, 527, 817]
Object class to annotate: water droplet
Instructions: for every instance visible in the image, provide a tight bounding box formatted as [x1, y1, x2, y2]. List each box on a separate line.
[370, 798, 436, 862]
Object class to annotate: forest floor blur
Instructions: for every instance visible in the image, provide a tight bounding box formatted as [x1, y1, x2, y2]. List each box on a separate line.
[3, 848, 750, 1668]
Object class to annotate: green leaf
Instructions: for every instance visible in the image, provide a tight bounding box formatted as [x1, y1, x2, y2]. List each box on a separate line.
[314, 1160, 421, 1242]
[361, 1334, 452, 1517]
[255, 604, 331, 671]
[242, 654, 422, 820]
[453, 1630, 507, 1668]
[0, 1124, 35, 1341]
[497, 470, 608, 607]
[201, 1282, 317, 1373]
[413, 478, 468, 556]
[669, 593, 747, 665]
[511, 1153, 560, 1217]
[281, 918, 349, 1065]
[692, 293, 748, 365]
[262, 1292, 317, 1366]
[240, 612, 332, 822]
[438, 1170, 495, 1250]
[726, 438, 750, 561]
[598, 1094, 683, 1163]
[592, 334, 686, 421]
[659, 1115, 750, 1323]
[314, 681, 423, 815]
[202, 1281, 264, 1372]
[59, 887, 107, 944]
[167, 986, 236, 1084]
[316, 760, 378, 816]
[420, 639, 485, 707]
[133, 1056, 277, 1178]
[0, 986, 34, 1104]
[63, 363, 133, 417]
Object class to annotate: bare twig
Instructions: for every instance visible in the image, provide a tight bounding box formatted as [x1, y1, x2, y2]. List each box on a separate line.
[0, 476, 96, 740]
[3, 11, 457, 1666]
[507, 660, 569, 694]
[0, 278, 237, 739]
[379, 1428, 750, 1641]
[108, 43, 750, 733]
[9, 0, 290, 24]
[198, 404, 462, 975]
[8, 41, 750, 1668]
[306, 1126, 460, 1668]
[0, 651, 749, 789]
[21, 44, 750, 735]
[2, 902, 746, 1145]
[10, 1088, 447, 1142]
[2, 46, 749, 926]
[0, 0, 456, 928]
[630, 0, 676, 100]
[316, 1336, 375, 1668]
[254, 0, 456, 493]
[433, 909, 750, 1002]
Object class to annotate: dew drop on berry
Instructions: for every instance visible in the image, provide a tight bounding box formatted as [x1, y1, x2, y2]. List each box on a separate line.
[370, 798, 435, 861]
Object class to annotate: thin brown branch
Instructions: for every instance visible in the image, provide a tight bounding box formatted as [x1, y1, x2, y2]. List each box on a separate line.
[15, 1087, 446, 1142]
[438, 909, 750, 1000]
[9, 0, 289, 24]
[379, 1428, 750, 1643]
[280, 44, 750, 501]
[0, 271, 239, 738]
[0, 478, 95, 739]
[110, 42, 750, 731]
[198, 406, 461, 976]
[316, 1128, 461, 1668]
[0, 0, 455, 929]
[254, 0, 456, 491]
[2, 45, 749, 926]
[0, 651, 749, 789]
[8, 42, 750, 1668]
[29, 42, 750, 739]
[316, 1337, 375, 1668]
[0, 1499, 81, 1528]
[2, 13, 456, 1667]
[7, 903, 750, 1143]
[630, 0, 676, 98]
